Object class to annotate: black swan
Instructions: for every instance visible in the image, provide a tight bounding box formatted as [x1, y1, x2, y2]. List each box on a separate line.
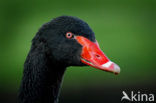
[18, 16, 120, 103]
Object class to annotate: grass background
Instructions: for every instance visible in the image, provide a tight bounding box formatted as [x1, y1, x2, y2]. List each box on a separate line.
[0, 0, 156, 103]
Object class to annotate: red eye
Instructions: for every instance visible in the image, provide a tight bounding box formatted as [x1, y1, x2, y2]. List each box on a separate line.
[66, 32, 73, 39]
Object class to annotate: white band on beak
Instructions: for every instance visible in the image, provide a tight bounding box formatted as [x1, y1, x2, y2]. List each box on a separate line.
[102, 61, 113, 68]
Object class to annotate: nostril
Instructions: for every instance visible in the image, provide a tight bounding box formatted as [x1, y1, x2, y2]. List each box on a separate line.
[96, 54, 100, 58]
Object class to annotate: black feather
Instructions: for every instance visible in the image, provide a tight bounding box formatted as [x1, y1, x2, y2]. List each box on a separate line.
[18, 16, 95, 103]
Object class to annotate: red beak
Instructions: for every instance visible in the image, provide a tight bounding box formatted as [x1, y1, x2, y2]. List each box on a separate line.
[75, 36, 120, 74]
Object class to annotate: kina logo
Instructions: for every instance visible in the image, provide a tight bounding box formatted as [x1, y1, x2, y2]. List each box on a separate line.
[121, 91, 155, 102]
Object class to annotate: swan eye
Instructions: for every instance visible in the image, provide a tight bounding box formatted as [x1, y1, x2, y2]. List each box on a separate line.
[66, 32, 74, 39]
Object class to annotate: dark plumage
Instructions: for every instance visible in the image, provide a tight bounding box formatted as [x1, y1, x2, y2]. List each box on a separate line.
[18, 16, 95, 103]
[18, 16, 120, 103]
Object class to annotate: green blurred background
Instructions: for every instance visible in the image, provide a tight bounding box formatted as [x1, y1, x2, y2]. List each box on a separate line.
[0, 0, 156, 103]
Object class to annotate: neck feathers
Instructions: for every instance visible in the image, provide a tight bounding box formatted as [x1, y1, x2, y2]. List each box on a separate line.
[18, 42, 66, 103]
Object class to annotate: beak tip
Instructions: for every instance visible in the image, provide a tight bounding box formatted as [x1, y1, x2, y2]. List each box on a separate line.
[113, 63, 120, 75]
[101, 61, 120, 74]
